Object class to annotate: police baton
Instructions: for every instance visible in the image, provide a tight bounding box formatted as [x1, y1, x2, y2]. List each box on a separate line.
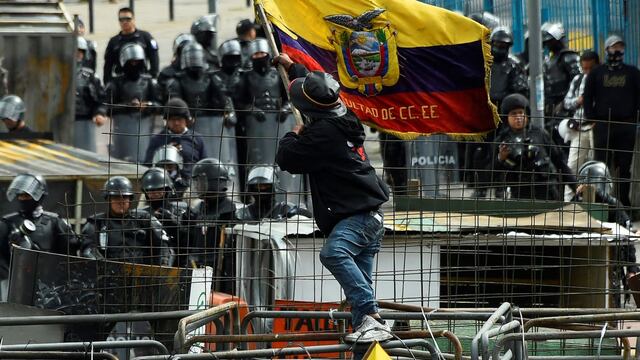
[255, 3, 305, 126]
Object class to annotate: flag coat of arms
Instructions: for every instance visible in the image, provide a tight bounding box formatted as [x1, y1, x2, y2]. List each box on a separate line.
[257, 0, 499, 138]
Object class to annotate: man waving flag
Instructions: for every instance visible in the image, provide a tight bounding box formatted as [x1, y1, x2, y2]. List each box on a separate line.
[257, 0, 499, 138]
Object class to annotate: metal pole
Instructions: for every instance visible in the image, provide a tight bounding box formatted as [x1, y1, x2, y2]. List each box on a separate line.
[88, 0, 95, 34]
[255, 3, 305, 125]
[169, 0, 174, 21]
[528, 0, 545, 128]
[129, 0, 135, 13]
[511, 0, 525, 54]
[208, 0, 217, 14]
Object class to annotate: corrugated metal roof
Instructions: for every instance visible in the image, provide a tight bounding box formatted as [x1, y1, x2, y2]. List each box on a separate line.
[0, 139, 148, 180]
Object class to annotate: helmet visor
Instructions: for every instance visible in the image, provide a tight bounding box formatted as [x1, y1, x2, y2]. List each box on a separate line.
[7, 174, 45, 201]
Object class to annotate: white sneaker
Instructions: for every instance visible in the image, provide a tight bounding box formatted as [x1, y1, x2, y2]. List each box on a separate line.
[344, 315, 393, 343]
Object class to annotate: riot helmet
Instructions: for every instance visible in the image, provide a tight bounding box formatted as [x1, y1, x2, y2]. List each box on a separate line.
[191, 158, 230, 198]
[578, 161, 613, 196]
[247, 166, 276, 193]
[541, 22, 565, 42]
[218, 39, 242, 71]
[490, 26, 513, 62]
[0, 95, 26, 122]
[77, 36, 89, 52]
[180, 42, 207, 71]
[249, 38, 271, 74]
[102, 176, 135, 199]
[173, 33, 196, 56]
[191, 14, 218, 50]
[142, 167, 175, 195]
[468, 11, 500, 30]
[152, 145, 184, 179]
[118, 42, 146, 68]
[7, 173, 48, 202]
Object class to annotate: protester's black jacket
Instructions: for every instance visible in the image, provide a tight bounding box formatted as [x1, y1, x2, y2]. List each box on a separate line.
[276, 65, 389, 234]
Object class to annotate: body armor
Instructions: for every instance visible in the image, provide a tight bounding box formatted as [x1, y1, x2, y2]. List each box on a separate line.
[544, 49, 581, 106]
[212, 70, 243, 103]
[106, 74, 158, 114]
[243, 68, 282, 110]
[168, 73, 226, 115]
[490, 58, 528, 106]
[81, 209, 171, 266]
[75, 67, 104, 118]
[1, 211, 74, 255]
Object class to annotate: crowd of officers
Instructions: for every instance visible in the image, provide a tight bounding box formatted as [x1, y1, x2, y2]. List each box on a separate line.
[382, 13, 640, 221]
[0, 8, 315, 294]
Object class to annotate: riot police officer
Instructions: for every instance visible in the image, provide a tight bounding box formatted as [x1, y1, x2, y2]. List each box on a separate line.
[237, 38, 294, 166]
[76, 18, 98, 72]
[105, 43, 160, 162]
[494, 94, 576, 200]
[189, 158, 240, 291]
[489, 27, 529, 108]
[468, 11, 500, 31]
[80, 176, 173, 266]
[542, 22, 581, 118]
[214, 39, 244, 103]
[158, 33, 195, 101]
[140, 168, 190, 267]
[145, 98, 207, 190]
[0, 174, 77, 280]
[103, 7, 159, 83]
[75, 37, 107, 152]
[0, 95, 31, 134]
[190, 14, 219, 70]
[236, 166, 311, 221]
[151, 144, 190, 199]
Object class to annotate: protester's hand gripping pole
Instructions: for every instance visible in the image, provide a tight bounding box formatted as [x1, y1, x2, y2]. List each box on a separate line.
[255, 3, 305, 126]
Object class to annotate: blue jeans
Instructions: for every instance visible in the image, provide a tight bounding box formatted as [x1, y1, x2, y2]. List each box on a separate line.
[319, 210, 384, 328]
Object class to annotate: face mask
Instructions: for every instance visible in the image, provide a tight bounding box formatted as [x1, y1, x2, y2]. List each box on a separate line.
[221, 57, 241, 73]
[19, 199, 40, 215]
[148, 198, 165, 210]
[186, 67, 203, 79]
[607, 50, 624, 68]
[252, 56, 271, 74]
[123, 62, 143, 79]
[491, 46, 509, 62]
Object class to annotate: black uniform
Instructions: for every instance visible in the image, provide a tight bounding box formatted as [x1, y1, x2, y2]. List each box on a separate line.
[583, 63, 640, 207]
[82, 39, 98, 72]
[81, 209, 172, 266]
[75, 67, 106, 120]
[544, 49, 581, 117]
[103, 29, 159, 83]
[490, 58, 529, 109]
[140, 201, 190, 268]
[157, 62, 180, 102]
[0, 210, 76, 279]
[494, 126, 576, 200]
[166, 71, 230, 118]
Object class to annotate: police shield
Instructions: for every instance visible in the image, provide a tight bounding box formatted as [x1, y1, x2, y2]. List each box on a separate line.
[244, 109, 304, 206]
[111, 112, 153, 163]
[192, 114, 241, 197]
[406, 134, 459, 197]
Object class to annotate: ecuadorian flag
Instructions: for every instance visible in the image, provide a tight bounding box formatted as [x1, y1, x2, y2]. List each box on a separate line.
[257, 0, 499, 138]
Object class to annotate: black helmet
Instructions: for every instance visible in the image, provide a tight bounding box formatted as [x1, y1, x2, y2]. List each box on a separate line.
[490, 26, 513, 45]
[578, 161, 613, 195]
[164, 97, 191, 120]
[191, 14, 218, 49]
[102, 176, 134, 199]
[191, 158, 230, 198]
[7, 173, 48, 202]
[180, 42, 207, 70]
[119, 43, 146, 68]
[141, 167, 175, 195]
[500, 93, 529, 115]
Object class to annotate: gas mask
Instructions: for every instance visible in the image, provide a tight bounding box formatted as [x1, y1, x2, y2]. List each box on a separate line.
[221, 56, 241, 74]
[186, 66, 204, 79]
[123, 62, 144, 79]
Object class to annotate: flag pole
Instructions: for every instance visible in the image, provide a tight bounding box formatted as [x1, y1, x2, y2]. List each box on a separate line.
[255, 3, 305, 125]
